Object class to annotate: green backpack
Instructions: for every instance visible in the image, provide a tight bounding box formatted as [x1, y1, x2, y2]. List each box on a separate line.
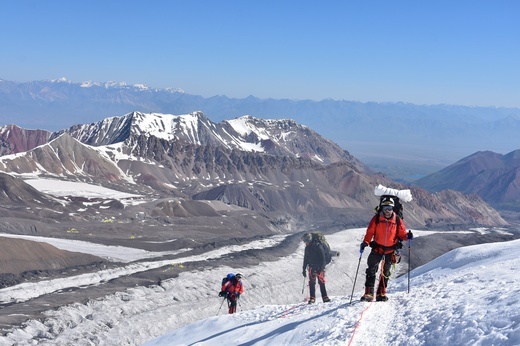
[311, 232, 332, 265]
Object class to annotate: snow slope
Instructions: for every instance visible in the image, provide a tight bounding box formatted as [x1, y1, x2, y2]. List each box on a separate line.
[144, 237, 520, 346]
[1, 228, 518, 345]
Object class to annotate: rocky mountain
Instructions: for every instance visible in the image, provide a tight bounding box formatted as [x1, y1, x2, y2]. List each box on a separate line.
[0, 112, 508, 232]
[413, 150, 520, 211]
[0, 124, 51, 156]
[1, 78, 519, 182]
[50, 111, 355, 165]
[0, 133, 130, 183]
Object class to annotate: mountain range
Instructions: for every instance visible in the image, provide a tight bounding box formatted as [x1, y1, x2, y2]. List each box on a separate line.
[0, 78, 517, 233]
[1, 78, 519, 182]
[413, 149, 520, 212]
[0, 111, 508, 237]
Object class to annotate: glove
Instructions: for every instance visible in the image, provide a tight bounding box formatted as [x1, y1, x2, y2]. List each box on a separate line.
[302, 269, 307, 277]
[360, 242, 368, 251]
[407, 231, 414, 240]
[218, 291, 226, 297]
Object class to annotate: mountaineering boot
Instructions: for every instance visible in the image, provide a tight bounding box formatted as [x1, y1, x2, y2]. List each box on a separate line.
[322, 296, 331, 303]
[308, 297, 316, 304]
[376, 294, 388, 302]
[377, 277, 388, 296]
[376, 280, 387, 302]
[360, 287, 374, 302]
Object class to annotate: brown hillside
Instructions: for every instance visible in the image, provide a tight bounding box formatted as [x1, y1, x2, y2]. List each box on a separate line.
[0, 236, 103, 276]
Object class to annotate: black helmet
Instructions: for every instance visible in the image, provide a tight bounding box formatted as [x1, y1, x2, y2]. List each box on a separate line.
[301, 233, 312, 243]
[235, 273, 243, 279]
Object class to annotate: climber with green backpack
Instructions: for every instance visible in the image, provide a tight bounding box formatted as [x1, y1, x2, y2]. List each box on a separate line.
[302, 232, 333, 304]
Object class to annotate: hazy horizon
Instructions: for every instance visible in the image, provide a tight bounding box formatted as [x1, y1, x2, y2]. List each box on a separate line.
[2, 1, 519, 108]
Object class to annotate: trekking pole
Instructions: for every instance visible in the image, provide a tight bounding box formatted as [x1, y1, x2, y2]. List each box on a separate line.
[407, 234, 412, 294]
[349, 249, 364, 304]
[216, 297, 226, 315]
[236, 297, 241, 313]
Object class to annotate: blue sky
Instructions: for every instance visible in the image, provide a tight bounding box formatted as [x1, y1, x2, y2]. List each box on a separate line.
[2, 1, 519, 107]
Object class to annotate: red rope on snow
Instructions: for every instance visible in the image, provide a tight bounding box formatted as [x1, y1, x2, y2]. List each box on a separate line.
[346, 302, 373, 346]
[278, 304, 301, 318]
[347, 259, 386, 345]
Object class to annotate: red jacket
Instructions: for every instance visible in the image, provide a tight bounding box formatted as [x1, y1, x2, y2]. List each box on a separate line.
[363, 213, 407, 254]
[222, 278, 244, 295]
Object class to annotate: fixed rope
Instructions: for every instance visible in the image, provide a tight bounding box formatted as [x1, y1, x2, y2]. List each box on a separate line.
[346, 302, 373, 346]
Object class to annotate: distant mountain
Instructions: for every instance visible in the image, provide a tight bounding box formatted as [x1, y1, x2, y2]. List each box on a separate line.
[1, 78, 519, 181]
[413, 150, 520, 210]
[0, 111, 507, 229]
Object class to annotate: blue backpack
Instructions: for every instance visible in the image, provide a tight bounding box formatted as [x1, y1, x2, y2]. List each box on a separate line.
[222, 273, 234, 286]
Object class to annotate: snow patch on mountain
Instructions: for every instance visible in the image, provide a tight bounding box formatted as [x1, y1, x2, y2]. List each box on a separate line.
[24, 179, 140, 199]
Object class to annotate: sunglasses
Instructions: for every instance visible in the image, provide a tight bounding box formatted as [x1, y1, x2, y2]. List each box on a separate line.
[382, 206, 393, 211]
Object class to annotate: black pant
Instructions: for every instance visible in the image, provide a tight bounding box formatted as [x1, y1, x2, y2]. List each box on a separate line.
[365, 251, 392, 290]
[227, 293, 238, 314]
[308, 268, 328, 298]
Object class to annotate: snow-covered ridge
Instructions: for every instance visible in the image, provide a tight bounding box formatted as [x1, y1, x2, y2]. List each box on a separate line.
[130, 112, 206, 143]
[56, 111, 339, 163]
[51, 77, 71, 84]
[0, 133, 136, 184]
[75, 79, 185, 93]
